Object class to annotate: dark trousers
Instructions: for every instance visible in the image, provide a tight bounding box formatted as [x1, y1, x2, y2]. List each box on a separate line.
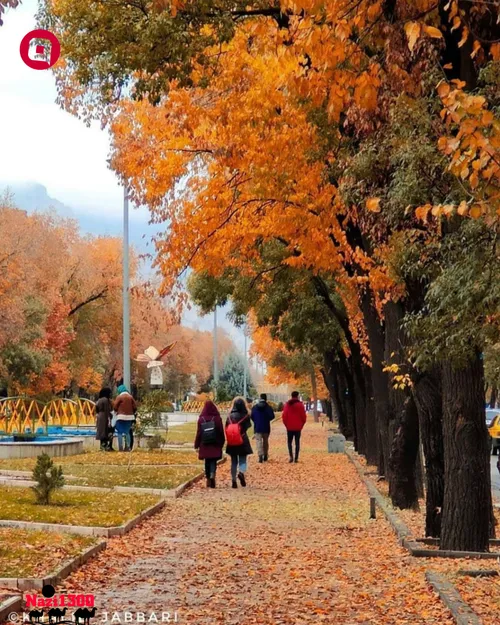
[287, 430, 301, 460]
[204, 458, 217, 479]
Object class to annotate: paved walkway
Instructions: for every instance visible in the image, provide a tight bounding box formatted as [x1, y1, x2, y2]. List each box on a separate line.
[57, 424, 452, 624]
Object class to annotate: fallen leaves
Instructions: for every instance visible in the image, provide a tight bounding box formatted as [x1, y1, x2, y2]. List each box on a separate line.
[0, 529, 96, 578]
[41, 425, 456, 624]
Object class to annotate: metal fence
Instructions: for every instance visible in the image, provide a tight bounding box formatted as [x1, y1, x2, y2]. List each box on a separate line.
[0, 397, 96, 434]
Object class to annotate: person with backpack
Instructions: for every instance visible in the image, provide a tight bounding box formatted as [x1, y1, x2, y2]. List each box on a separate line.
[225, 396, 253, 488]
[251, 393, 275, 463]
[282, 391, 307, 463]
[194, 400, 225, 488]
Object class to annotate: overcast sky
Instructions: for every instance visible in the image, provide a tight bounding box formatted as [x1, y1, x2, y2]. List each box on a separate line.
[0, 0, 247, 352]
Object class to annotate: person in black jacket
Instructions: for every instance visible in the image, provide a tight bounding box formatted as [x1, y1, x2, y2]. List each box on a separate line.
[226, 397, 253, 488]
[251, 393, 275, 463]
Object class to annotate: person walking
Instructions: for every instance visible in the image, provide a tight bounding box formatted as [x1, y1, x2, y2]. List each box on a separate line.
[251, 393, 275, 463]
[226, 397, 253, 488]
[282, 391, 307, 463]
[194, 400, 225, 488]
[113, 385, 137, 452]
[95, 387, 113, 451]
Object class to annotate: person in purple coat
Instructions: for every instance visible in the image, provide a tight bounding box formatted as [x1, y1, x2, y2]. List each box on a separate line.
[194, 400, 225, 488]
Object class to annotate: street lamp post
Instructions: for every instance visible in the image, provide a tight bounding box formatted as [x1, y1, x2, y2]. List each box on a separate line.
[213, 306, 219, 389]
[123, 185, 131, 390]
[243, 322, 248, 398]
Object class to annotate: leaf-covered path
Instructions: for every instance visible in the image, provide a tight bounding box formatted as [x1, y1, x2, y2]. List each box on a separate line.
[58, 424, 452, 624]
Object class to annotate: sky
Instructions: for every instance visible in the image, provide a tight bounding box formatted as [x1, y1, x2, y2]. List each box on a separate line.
[0, 0, 247, 352]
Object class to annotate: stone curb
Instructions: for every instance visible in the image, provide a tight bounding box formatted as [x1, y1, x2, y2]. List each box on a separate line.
[345, 448, 412, 545]
[0, 541, 107, 591]
[0, 500, 166, 538]
[426, 571, 483, 625]
[0, 595, 23, 623]
[346, 449, 500, 559]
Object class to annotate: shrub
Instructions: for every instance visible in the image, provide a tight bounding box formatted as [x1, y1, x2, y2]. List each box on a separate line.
[268, 401, 278, 411]
[31, 453, 64, 505]
[147, 433, 165, 450]
[159, 402, 174, 413]
[277, 402, 284, 411]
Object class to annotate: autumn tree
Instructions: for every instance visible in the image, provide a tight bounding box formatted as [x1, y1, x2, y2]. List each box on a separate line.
[39, 0, 500, 550]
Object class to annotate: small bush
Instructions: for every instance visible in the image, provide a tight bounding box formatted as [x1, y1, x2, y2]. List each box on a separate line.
[277, 402, 284, 411]
[268, 401, 278, 411]
[159, 402, 174, 413]
[147, 434, 164, 451]
[31, 453, 64, 505]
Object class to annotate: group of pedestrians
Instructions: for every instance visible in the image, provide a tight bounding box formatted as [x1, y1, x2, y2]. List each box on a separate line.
[95, 385, 137, 452]
[194, 391, 307, 489]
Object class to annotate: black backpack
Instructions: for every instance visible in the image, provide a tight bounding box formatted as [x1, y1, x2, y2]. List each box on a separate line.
[200, 418, 217, 445]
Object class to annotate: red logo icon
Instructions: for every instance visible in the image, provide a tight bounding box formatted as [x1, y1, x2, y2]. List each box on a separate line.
[20, 29, 60, 70]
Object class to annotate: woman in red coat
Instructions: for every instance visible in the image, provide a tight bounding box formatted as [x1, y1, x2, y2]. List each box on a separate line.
[194, 401, 225, 488]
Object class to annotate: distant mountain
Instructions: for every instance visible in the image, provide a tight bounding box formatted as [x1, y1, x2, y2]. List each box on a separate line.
[0, 180, 159, 253]
[0, 181, 75, 217]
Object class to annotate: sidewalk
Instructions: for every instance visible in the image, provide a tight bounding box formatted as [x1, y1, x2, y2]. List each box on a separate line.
[40, 424, 453, 624]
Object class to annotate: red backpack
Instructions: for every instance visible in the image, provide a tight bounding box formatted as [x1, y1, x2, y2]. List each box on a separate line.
[225, 415, 248, 446]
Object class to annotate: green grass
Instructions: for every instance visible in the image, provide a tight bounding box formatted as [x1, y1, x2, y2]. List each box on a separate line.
[0, 487, 159, 527]
[59, 464, 202, 489]
[0, 449, 203, 489]
[0, 448, 199, 470]
[166, 422, 198, 444]
[0, 529, 96, 578]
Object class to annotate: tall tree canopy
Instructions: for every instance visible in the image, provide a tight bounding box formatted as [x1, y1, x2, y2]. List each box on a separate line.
[38, 0, 500, 551]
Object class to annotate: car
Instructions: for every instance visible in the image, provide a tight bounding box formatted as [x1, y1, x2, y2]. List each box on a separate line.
[487, 409, 500, 455]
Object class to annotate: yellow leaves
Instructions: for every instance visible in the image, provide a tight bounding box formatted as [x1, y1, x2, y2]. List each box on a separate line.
[366, 197, 381, 213]
[437, 81, 450, 99]
[404, 21, 421, 52]
[423, 25, 443, 40]
[469, 204, 483, 218]
[354, 77, 378, 110]
[404, 22, 442, 52]
[458, 26, 469, 48]
[367, 1, 382, 21]
[471, 40, 481, 59]
[415, 204, 431, 222]
[457, 201, 468, 216]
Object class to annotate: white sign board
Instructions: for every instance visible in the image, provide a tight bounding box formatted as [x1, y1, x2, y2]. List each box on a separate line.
[150, 366, 163, 386]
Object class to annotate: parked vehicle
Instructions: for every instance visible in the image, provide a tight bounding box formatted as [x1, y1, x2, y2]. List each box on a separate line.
[487, 409, 500, 455]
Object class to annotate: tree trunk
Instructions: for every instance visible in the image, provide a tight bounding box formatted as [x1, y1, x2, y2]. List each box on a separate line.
[353, 367, 367, 457]
[388, 394, 420, 510]
[413, 369, 444, 538]
[384, 301, 420, 510]
[310, 366, 320, 422]
[441, 352, 493, 551]
[360, 289, 390, 475]
[489, 387, 498, 409]
[339, 353, 358, 447]
[363, 363, 379, 467]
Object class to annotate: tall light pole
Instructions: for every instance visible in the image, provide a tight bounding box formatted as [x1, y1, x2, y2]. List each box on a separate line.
[123, 185, 131, 390]
[213, 306, 219, 389]
[243, 321, 248, 398]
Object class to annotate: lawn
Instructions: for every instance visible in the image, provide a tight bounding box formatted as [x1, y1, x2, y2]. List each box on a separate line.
[0, 487, 159, 527]
[0, 449, 199, 470]
[59, 464, 202, 489]
[0, 529, 97, 578]
[166, 422, 197, 445]
[0, 449, 202, 489]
